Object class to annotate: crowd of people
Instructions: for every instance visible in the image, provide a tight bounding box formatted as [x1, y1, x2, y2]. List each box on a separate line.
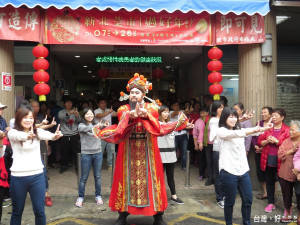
[0, 80, 300, 224]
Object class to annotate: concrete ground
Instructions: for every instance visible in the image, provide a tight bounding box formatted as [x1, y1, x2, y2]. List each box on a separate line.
[1, 161, 297, 225]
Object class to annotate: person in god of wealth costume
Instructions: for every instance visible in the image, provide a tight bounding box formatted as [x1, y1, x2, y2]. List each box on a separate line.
[93, 73, 192, 225]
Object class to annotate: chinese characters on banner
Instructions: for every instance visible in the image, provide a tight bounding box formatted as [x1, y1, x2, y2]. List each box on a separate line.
[0, 6, 265, 45]
[215, 13, 265, 44]
[0, 6, 41, 42]
[45, 8, 212, 45]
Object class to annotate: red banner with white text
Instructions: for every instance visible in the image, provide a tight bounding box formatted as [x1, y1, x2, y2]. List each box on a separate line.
[44, 8, 212, 45]
[0, 6, 41, 42]
[215, 13, 265, 45]
[0, 6, 265, 45]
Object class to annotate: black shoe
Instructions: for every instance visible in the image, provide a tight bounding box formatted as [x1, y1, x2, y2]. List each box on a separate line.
[153, 212, 167, 225]
[205, 179, 213, 186]
[170, 197, 184, 205]
[113, 212, 129, 225]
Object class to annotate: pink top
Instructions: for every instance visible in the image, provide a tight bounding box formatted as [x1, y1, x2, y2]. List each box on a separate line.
[293, 143, 300, 171]
[193, 118, 205, 143]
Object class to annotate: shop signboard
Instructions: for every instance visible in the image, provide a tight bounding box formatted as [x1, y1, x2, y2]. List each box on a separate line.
[215, 13, 265, 45]
[0, 6, 41, 42]
[45, 8, 212, 45]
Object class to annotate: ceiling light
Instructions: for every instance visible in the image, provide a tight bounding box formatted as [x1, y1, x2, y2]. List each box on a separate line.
[83, 65, 87, 68]
[75, 55, 80, 58]
[174, 56, 180, 60]
[277, 74, 300, 77]
[165, 66, 171, 69]
[88, 71, 92, 73]
[229, 78, 239, 81]
[92, 75, 95, 78]
[80, 92, 84, 96]
[223, 74, 239, 77]
[276, 16, 291, 25]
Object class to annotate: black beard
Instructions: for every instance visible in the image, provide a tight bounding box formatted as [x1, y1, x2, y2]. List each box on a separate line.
[129, 101, 137, 110]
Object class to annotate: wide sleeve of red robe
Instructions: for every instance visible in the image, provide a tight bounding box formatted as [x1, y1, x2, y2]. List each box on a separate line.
[93, 103, 188, 216]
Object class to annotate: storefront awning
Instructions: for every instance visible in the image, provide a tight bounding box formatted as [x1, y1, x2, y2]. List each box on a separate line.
[1, 0, 270, 15]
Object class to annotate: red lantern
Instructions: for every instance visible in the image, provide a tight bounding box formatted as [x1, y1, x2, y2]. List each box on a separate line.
[34, 83, 50, 96]
[208, 47, 223, 60]
[97, 68, 109, 80]
[207, 60, 222, 72]
[33, 71, 50, 83]
[32, 45, 49, 58]
[152, 67, 164, 81]
[33, 58, 49, 71]
[209, 83, 223, 95]
[208, 72, 223, 83]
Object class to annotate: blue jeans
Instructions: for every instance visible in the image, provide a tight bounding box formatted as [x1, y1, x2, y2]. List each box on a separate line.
[213, 151, 224, 201]
[175, 133, 188, 169]
[79, 152, 103, 197]
[220, 170, 253, 225]
[100, 140, 115, 166]
[10, 173, 46, 225]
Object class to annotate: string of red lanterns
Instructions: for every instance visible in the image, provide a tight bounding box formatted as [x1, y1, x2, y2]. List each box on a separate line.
[32, 44, 50, 101]
[207, 46, 223, 100]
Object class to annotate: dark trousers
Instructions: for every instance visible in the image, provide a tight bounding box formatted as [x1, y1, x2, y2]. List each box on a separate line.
[163, 163, 176, 195]
[197, 148, 206, 177]
[205, 144, 213, 181]
[174, 133, 188, 169]
[10, 173, 46, 225]
[59, 135, 80, 170]
[4, 145, 12, 199]
[255, 153, 266, 182]
[220, 170, 252, 225]
[278, 177, 295, 210]
[0, 187, 4, 222]
[265, 166, 277, 204]
[213, 151, 224, 202]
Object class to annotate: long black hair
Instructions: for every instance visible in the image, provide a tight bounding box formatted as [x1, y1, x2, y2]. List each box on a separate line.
[81, 108, 96, 125]
[219, 107, 241, 130]
[210, 100, 223, 117]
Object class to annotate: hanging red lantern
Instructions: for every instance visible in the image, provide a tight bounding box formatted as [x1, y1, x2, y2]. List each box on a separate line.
[34, 83, 50, 96]
[97, 68, 110, 81]
[209, 83, 223, 95]
[33, 71, 50, 83]
[33, 58, 49, 71]
[152, 67, 164, 81]
[208, 72, 223, 83]
[208, 47, 223, 60]
[33, 44, 50, 101]
[207, 60, 222, 72]
[32, 45, 49, 58]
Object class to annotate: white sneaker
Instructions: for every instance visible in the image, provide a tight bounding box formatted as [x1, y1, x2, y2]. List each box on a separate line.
[95, 196, 103, 205]
[75, 197, 84, 208]
[217, 200, 224, 209]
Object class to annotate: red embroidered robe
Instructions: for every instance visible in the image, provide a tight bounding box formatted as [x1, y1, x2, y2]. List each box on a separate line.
[93, 103, 188, 216]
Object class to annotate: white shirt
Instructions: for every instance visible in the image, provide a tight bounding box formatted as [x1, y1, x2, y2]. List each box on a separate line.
[217, 127, 257, 176]
[169, 110, 187, 136]
[8, 128, 55, 177]
[94, 108, 112, 126]
[157, 122, 177, 163]
[209, 117, 219, 151]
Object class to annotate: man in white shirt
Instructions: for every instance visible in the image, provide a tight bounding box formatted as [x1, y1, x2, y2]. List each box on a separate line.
[94, 98, 117, 171]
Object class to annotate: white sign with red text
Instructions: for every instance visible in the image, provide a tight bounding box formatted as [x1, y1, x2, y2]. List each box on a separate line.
[2, 72, 12, 91]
